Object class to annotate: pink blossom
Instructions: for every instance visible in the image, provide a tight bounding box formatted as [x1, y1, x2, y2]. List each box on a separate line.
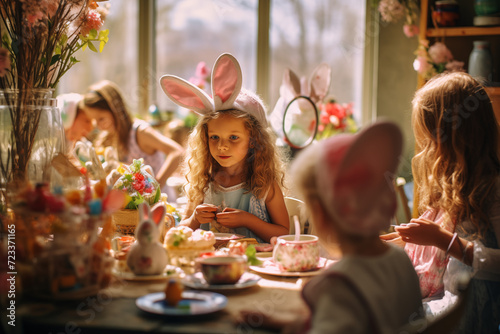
[413, 56, 431, 74]
[428, 42, 453, 64]
[195, 61, 210, 80]
[445, 60, 465, 72]
[80, 9, 103, 36]
[403, 24, 419, 38]
[0, 48, 11, 77]
[378, 0, 405, 23]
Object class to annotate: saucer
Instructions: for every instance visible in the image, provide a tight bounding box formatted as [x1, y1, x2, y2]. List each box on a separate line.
[182, 272, 261, 290]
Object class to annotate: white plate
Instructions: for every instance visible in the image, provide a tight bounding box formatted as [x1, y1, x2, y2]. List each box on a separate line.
[136, 291, 227, 316]
[249, 257, 330, 277]
[113, 266, 184, 281]
[214, 233, 245, 240]
[256, 252, 273, 261]
[182, 272, 261, 290]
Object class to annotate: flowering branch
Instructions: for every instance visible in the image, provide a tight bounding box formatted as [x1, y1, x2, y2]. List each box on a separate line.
[0, 0, 110, 185]
[376, 0, 420, 38]
[413, 40, 464, 80]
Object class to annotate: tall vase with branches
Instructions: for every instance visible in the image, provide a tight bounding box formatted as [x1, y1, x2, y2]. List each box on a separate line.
[0, 0, 109, 189]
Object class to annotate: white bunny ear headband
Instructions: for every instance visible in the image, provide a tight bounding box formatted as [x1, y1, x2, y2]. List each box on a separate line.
[160, 53, 267, 125]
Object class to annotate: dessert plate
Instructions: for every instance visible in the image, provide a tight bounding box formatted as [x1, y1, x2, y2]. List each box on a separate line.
[136, 291, 227, 316]
[182, 272, 261, 290]
[214, 233, 245, 241]
[249, 257, 331, 277]
[112, 266, 184, 281]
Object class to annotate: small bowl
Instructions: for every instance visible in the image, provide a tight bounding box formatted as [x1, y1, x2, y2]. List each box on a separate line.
[195, 255, 247, 285]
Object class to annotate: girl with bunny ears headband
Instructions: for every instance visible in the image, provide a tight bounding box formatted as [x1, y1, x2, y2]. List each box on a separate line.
[160, 53, 289, 243]
[285, 121, 423, 334]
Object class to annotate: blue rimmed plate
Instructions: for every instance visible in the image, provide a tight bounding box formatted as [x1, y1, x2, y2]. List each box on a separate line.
[136, 291, 227, 316]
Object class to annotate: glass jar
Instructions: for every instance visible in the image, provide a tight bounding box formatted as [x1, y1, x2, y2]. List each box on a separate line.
[468, 41, 493, 83]
[0, 88, 64, 185]
[433, 1, 460, 27]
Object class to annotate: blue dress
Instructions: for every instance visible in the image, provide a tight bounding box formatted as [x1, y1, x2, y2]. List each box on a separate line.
[201, 182, 270, 243]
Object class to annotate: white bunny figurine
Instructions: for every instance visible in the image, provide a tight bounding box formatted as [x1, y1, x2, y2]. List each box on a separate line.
[126, 202, 168, 275]
[269, 63, 332, 140]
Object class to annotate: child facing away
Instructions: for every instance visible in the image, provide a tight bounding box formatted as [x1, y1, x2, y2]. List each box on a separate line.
[80, 80, 185, 190]
[240, 121, 424, 333]
[384, 72, 500, 333]
[160, 53, 289, 243]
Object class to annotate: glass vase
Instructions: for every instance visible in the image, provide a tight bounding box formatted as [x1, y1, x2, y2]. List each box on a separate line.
[0, 88, 65, 186]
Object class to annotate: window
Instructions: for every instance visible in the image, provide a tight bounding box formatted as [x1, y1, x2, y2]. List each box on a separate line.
[269, 0, 366, 120]
[58, 0, 139, 111]
[155, 0, 258, 115]
[58, 0, 366, 124]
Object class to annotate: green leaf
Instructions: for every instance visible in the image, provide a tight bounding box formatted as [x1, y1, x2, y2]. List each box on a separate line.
[99, 41, 106, 53]
[153, 187, 161, 204]
[245, 244, 262, 266]
[50, 54, 61, 66]
[88, 41, 97, 52]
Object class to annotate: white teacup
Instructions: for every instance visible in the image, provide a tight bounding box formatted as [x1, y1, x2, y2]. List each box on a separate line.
[272, 234, 320, 272]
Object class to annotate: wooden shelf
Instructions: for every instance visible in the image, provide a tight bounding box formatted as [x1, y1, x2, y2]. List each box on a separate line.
[427, 26, 500, 37]
[486, 86, 500, 96]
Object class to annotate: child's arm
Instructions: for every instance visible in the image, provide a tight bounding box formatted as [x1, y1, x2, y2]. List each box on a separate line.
[395, 218, 473, 265]
[215, 181, 289, 242]
[179, 201, 218, 230]
[136, 124, 185, 186]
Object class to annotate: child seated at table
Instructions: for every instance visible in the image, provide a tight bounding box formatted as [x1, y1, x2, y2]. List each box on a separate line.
[240, 122, 424, 333]
[160, 53, 289, 243]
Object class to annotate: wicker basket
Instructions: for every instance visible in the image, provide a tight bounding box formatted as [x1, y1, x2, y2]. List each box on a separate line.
[112, 209, 139, 235]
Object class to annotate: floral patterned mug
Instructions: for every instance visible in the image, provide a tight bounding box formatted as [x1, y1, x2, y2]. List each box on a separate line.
[273, 235, 320, 272]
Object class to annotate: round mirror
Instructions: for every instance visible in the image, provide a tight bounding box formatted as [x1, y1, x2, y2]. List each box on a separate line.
[282, 96, 318, 149]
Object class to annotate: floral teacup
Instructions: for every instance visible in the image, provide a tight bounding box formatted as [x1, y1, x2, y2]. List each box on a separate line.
[272, 235, 320, 272]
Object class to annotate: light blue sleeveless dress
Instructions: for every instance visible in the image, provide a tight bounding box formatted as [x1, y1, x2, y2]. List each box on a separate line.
[201, 182, 270, 243]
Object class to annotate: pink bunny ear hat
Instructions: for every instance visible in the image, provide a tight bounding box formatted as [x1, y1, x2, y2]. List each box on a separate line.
[56, 93, 82, 130]
[298, 121, 403, 237]
[159, 53, 267, 125]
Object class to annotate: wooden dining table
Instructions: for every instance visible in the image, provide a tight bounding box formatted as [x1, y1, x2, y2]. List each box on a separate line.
[16, 267, 313, 334]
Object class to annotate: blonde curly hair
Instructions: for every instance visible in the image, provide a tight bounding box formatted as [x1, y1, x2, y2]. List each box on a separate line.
[412, 72, 500, 237]
[183, 109, 287, 205]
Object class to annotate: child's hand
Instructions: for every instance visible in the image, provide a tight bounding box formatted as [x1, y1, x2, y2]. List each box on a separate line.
[379, 232, 406, 248]
[216, 208, 252, 229]
[395, 218, 447, 247]
[193, 204, 218, 225]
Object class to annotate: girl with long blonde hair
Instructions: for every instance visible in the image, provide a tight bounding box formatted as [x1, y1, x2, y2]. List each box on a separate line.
[386, 72, 500, 333]
[160, 54, 289, 242]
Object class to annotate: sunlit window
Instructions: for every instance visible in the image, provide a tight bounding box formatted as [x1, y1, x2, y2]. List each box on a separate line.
[58, 0, 139, 112]
[155, 0, 258, 115]
[270, 0, 365, 121]
[57, 0, 365, 123]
